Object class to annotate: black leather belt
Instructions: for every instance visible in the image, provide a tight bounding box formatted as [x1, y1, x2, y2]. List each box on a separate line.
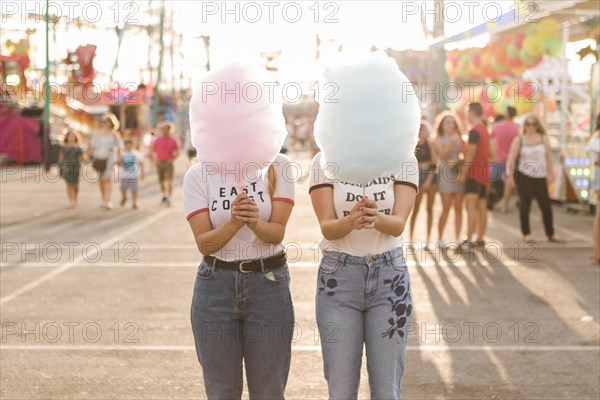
[203, 252, 287, 273]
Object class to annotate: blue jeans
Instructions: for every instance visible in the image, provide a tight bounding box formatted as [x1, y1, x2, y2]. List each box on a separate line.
[316, 247, 412, 399]
[190, 259, 294, 399]
[490, 162, 506, 182]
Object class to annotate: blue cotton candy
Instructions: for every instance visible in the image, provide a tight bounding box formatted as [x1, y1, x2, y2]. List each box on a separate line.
[313, 52, 421, 185]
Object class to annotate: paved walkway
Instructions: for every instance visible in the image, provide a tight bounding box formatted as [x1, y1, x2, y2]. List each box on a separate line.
[1, 152, 599, 399]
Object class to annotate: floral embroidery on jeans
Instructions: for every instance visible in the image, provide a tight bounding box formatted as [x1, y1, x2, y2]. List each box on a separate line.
[318, 276, 338, 296]
[381, 273, 412, 339]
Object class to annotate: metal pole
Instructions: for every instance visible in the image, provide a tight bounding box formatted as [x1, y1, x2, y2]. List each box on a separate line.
[147, 0, 153, 83]
[170, 2, 176, 94]
[559, 24, 570, 150]
[434, 0, 446, 114]
[203, 35, 211, 72]
[152, 0, 165, 127]
[43, 0, 51, 169]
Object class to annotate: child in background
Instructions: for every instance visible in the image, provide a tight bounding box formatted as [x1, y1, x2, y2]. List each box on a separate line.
[120, 140, 145, 209]
[59, 130, 84, 209]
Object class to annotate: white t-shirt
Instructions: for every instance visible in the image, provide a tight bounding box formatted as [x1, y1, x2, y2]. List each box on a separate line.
[121, 151, 144, 180]
[518, 142, 547, 178]
[587, 133, 600, 164]
[183, 153, 296, 262]
[91, 133, 120, 160]
[309, 152, 419, 256]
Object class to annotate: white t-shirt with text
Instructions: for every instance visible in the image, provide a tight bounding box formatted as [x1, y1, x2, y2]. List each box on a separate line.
[309, 152, 419, 256]
[183, 153, 296, 262]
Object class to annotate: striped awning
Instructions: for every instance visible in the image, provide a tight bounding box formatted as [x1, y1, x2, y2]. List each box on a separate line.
[429, 0, 597, 49]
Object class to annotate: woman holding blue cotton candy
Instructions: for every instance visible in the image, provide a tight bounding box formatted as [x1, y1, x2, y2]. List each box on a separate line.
[309, 53, 420, 399]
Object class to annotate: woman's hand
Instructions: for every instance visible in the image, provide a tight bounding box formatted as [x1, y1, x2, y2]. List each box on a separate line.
[228, 193, 250, 230]
[359, 196, 379, 229]
[232, 194, 260, 229]
[548, 169, 557, 183]
[345, 198, 372, 231]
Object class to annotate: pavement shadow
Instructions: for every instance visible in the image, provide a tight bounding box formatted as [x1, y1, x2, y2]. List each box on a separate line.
[408, 244, 593, 398]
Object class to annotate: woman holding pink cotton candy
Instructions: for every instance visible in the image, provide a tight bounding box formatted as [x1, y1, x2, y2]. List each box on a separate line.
[183, 64, 295, 399]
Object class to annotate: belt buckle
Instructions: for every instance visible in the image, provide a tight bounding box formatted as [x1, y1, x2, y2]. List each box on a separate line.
[238, 260, 252, 274]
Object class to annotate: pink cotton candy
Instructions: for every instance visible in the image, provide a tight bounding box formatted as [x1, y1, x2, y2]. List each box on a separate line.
[189, 64, 287, 186]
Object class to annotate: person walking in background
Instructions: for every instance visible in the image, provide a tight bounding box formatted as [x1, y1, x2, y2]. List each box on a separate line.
[459, 103, 494, 251]
[491, 106, 520, 213]
[296, 117, 310, 150]
[308, 118, 320, 158]
[409, 122, 437, 249]
[434, 112, 465, 248]
[506, 116, 562, 243]
[89, 113, 121, 210]
[58, 130, 83, 209]
[588, 116, 600, 264]
[152, 122, 180, 206]
[119, 139, 145, 210]
[487, 114, 505, 211]
[142, 127, 156, 174]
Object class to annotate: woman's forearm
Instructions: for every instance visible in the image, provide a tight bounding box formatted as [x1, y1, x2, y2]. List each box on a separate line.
[374, 213, 407, 237]
[250, 219, 286, 244]
[320, 217, 354, 241]
[195, 220, 242, 255]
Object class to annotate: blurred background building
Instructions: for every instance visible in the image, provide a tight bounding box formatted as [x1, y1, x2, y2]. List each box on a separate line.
[1, 0, 598, 206]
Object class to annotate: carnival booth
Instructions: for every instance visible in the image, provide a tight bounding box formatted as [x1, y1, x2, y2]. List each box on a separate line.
[101, 84, 146, 140]
[435, 0, 599, 206]
[0, 108, 42, 164]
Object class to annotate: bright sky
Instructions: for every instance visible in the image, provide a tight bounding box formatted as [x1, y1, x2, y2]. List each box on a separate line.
[0, 1, 594, 85]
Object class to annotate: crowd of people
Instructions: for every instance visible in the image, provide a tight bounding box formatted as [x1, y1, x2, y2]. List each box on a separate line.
[407, 103, 600, 250]
[56, 113, 180, 210]
[56, 107, 600, 258]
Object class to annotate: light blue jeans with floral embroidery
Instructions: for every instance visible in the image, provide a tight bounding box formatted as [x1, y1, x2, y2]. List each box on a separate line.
[316, 247, 412, 399]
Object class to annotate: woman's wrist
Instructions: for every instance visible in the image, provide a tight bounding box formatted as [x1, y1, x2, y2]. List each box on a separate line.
[247, 218, 262, 232]
[341, 214, 354, 232]
[226, 218, 244, 231]
[372, 210, 383, 229]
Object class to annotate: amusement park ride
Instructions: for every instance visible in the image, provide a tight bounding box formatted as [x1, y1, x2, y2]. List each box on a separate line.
[0, 2, 182, 164]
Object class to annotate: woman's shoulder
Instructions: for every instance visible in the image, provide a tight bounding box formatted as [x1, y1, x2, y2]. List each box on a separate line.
[310, 151, 323, 165]
[273, 152, 292, 165]
[183, 162, 206, 185]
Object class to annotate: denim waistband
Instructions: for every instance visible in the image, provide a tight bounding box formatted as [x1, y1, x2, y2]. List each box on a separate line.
[322, 247, 405, 268]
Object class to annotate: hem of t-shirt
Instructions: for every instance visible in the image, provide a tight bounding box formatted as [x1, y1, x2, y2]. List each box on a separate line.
[468, 177, 491, 186]
[272, 197, 295, 205]
[186, 208, 209, 220]
[394, 181, 418, 193]
[308, 183, 334, 193]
